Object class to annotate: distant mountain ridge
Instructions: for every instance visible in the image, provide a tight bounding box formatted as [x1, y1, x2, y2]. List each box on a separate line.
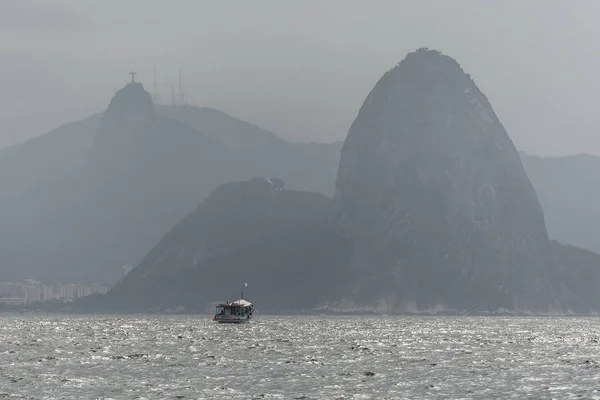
[1, 108, 596, 264]
[0, 84, 340, 284]
[520, 152, 600, 254]
[90, 49, 600, 315]
[2, 51, 600, 316]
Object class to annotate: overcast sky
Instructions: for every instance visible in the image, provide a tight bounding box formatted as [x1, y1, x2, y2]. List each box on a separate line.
[1, 0, 599, 156]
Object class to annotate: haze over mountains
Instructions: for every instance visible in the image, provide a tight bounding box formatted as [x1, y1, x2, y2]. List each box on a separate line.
[330, 49, 557, 313]
[2, 48, 600, 314]
[0, 82, 339, 284]
[76, 49, 600, 314]
[520, 153, 600, 254]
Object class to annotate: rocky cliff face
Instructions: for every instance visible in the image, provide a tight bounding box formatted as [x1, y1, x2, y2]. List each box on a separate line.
[332, 49, 557, 313]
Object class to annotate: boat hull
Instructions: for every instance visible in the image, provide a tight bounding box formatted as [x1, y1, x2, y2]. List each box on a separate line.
[214, 315, 252, 324]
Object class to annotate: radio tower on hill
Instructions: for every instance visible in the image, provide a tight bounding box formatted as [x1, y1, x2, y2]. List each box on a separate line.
[178, 67, 187, 106]
[152, 66, 161, 104]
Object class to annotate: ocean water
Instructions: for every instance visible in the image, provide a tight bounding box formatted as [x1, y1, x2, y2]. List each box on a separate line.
[1, 314, 599, 399]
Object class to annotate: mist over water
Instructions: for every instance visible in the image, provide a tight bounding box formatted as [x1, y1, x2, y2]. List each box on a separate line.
[2, 315, 599, 399]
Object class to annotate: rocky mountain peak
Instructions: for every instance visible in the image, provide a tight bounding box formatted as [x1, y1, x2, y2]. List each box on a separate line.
[98, 82, 155, 135]
[332, 48, 555, 313]
[91, 82, 157, 171]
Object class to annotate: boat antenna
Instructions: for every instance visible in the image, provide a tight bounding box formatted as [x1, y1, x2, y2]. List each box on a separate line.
[241, 282, 248, 299]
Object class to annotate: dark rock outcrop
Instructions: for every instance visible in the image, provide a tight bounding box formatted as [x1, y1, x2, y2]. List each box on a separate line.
[331, 49, 558, 313]
[83, 178, 350, 312]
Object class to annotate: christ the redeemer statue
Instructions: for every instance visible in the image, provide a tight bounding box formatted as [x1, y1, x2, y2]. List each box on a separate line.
[130, 71, 136, 83]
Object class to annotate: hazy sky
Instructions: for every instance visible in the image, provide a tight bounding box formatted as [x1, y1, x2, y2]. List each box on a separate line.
[1, 0, 599, 156]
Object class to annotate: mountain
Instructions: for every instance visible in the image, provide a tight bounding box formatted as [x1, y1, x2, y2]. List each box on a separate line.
[93, 48, 600, 315]
[0, 83, 341, 284]
[155, 104, 342, 197]
[80, 178, 350, 312]
[0, 114, 102, 282]
[0, 83, 236, 283]
[520, 152, 600, 254]
[0, 113, 101, 205]
[155, 105, 287, 152]
[547, 241, 600, 313]
[330, 48, 557, 313]
[4, 53, 600, 312]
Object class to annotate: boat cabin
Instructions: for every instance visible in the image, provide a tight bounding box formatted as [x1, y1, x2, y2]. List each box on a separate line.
[214, 299, 254, 323]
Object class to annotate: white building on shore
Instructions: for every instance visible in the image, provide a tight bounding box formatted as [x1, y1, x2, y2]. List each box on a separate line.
[0, 280, 111, 304]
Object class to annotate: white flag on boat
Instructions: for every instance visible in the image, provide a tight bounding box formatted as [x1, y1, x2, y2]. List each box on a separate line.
[244, 282, 248, 288]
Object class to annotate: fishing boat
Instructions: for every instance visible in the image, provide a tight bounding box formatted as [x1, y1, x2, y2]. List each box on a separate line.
[213, 283, 255, 324]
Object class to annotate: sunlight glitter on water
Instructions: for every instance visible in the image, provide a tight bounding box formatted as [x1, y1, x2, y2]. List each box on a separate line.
[1, 315, 600, 399]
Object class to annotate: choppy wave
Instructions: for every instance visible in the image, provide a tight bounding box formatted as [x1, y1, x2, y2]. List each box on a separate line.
[1, 314, 599, 399]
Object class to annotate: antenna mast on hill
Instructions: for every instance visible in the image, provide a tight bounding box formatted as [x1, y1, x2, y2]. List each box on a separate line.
[178, 68, 182, 105]
[170, 82, 176, 106]
[152, 66, 161, 104]
[178, 67, 187, 106]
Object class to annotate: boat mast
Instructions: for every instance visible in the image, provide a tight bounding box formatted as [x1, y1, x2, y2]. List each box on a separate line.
[241, 282, 248, 299]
